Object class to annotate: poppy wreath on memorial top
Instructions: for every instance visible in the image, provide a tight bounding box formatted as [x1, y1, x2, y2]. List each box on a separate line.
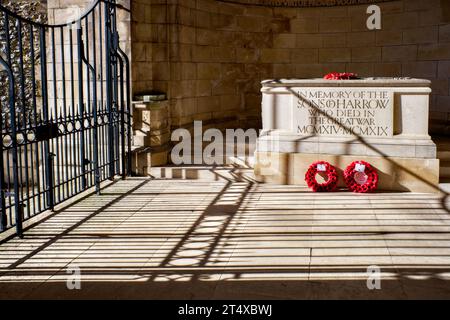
[305, 161, 338, 192]
[344, 161, 379, 193]
[324, 72, 359, 80]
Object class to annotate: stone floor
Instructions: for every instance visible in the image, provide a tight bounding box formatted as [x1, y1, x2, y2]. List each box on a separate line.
[0, 176, 450, 299]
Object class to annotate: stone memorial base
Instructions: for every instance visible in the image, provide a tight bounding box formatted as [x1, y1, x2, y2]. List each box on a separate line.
[255, 152, 439, 193]
[255, 78, 440, 193]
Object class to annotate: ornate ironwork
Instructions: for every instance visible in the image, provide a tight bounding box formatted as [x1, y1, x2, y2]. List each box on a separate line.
[0, 0, 131, 238]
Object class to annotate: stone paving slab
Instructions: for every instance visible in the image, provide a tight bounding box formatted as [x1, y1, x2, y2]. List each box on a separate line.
[0, 178, 450, 299]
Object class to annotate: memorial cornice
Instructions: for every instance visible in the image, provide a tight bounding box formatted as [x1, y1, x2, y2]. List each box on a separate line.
[217, 0, 394, 7]
[261, 78, 432, 88]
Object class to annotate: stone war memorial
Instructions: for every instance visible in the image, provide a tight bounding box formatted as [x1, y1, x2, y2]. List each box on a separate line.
[255, 77, 439, 192]
[1, 0, 450, 301]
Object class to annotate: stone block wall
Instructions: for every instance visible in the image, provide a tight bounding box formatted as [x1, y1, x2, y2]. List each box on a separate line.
[47, 0, 449, 134]
[130, 0, 154, 97]
[144, 0, 450, 134]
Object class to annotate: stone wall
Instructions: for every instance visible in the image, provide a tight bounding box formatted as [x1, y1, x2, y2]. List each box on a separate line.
[47, 0, 449, 134]
[130, 0, 156, 105]
[47, 0, 131, 59]
[144, 0, 450, 134]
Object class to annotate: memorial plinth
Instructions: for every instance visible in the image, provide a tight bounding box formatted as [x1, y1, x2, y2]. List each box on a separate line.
[255, 78, 439, 193]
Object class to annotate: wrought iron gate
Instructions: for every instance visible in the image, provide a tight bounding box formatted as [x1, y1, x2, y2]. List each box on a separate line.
[0, 0, 131, 238]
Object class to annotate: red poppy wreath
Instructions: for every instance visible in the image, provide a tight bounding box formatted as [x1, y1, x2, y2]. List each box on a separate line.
[344, 161, 379, 193]
[305, 161, 338, 192]
[324, 72, 359, 80]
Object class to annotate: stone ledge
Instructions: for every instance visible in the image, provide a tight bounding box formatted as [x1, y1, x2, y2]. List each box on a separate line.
[149, 165, 256, 182]
[133, 100, 169, 110]
[257, 132, 437, 159]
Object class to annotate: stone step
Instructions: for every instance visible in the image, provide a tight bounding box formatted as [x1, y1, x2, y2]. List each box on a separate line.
[148, 165, 257, 182]
[432, 136, 450, 182]
[434, 136, 450, 150]
[437, 142, 450, 151]
[170, 153, 255, 168]
[437, 151, 450, 160]
[440, 161, 450, 178]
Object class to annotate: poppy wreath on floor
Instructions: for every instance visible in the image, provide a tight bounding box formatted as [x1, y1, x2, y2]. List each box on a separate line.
[344, 161, 379, 193]
[305, 161, 338, 192]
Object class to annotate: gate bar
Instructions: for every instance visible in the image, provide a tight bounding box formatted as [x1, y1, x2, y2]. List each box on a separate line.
[117, 47, 132, 176]
[0, 55, 22, 236]
[77, 27, 87, 189]
[40, 27, 54, 211]
[80, 37, 101, 194]
[105, 0, 115, 180]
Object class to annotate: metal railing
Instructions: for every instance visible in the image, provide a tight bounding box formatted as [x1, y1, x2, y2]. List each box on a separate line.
[0, 0, 131, 238]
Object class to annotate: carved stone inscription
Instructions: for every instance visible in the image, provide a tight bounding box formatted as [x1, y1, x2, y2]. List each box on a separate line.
[294, 88, 394, 138]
